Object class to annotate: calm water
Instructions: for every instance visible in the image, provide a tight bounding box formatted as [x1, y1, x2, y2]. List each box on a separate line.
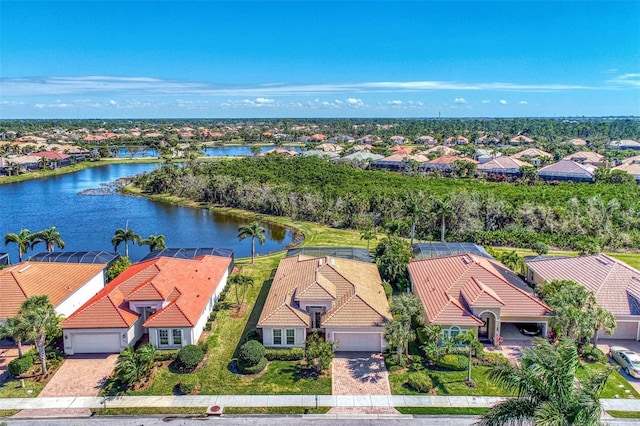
[114, 145, 301, 157]
[0, 163, 295, 263]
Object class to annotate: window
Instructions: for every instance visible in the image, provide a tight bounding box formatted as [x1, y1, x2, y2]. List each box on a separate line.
[273, 329, 282, 345]
[441, 327, 469, 339]
[159, 329, 169, 345]
[286, 329, 295, 345]
[172, 329, 182, 345]
[450, 326, 461, 338]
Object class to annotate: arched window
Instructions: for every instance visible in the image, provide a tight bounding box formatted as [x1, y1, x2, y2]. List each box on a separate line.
[450, 326, 461, 338]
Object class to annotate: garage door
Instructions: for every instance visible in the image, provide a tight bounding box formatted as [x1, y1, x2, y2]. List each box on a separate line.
[72, 333, 121, 354]
[333, 333, 382, 352]
[599, 321, 638, 340]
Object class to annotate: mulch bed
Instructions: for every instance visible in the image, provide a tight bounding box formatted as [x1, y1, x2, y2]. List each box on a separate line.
[230, 303, 248, 318]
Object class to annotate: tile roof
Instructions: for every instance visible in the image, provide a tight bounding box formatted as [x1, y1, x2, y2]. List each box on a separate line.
[258, 256, 391, 328]
[539, 160, 596, 177]
[408, 254, 550, 326]
[613, 162, 640, 179]
[62, 255, 231, 329]
[510, 148, 553, 159]
[426, 155, 478, 165]
[525, 254, 640, 316]
[0, 262, 106, 319]
[32, 151, 71, 160]
[563, 151, 605, 164]
[477, 157, 527, 172]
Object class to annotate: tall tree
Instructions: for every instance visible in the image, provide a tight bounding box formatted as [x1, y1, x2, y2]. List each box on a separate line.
[237, 221, 266, 264]
[390, 293, 425, 356]
[18, 295, 62, 376]
[359, 224, 377, 251]
[112, 227, 141, 258]
[0, 316, 31, 357]
[139, 234, 167, 252]
[31, 226, 65, 253]
[403, 192, 426, 245]
[374, 236, 413, 287]
[477, 338, 610, 426]
[4, 229, 33, 262]
[385, 320, 411, 365]
[430, 196, 455, 242]
[230, 274, 254, 305]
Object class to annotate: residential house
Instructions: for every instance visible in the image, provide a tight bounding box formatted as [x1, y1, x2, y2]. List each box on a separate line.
[525, 254, 640, 340]
[415, 136, 438, 146]
[408, 254, 551, 342]
[8, 155, 41, 172]
[538, 160, 596, 182]
[609, 140, 640, 150]
[338, 151, 383, 163]
[260, 147, 298, 157]
[474, 149, 502, 164]
[477, 157, 528, 177]
[390, 135, 406, 145]
[419, 156, 477, 173]
[563, 151, 606, 167]
[0, 262, 108, 321]
[567, 138, 588, 147]
[257, 256, 392, 352]
[370, 153, 430, 171]
[61, 255, 231, 354]
[317, 143, 343, 153]
[510, 148, 553, 166]
[614, 157, 640, 183]
[32, 151, 72, 168]
[509, 135, 535, 145]
[445, 136, 469, 145]
[389, 145, 413, 155]
[423, 146, 461, 157]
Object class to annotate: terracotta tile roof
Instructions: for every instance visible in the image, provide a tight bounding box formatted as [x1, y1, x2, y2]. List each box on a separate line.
[62, 255, 230, 329]
[613, 162, 640, 179]
[526, 254, 640, 316]
[0, 262, 106, 319]
[622, 155, 640, 165]
[32, 151, 71, 160]
[408, 254, 550, 326]
[539, 160, 596, 177]
[563, 151, 605, 164]
[478, 157, 527, 172]
[423, 146, 460, 156]
[510, 135, 535, 143]
[377, 153, 430, 163]
[567, 138, 588, 146]
[258, 256, 391, 328]
[390, 145, 413, 155]
[510, 148, 553, 159]
[427, 155, 478, 165]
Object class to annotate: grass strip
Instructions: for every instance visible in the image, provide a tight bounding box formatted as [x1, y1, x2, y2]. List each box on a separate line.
[92, 407, 208, 416]
[0, 409, 21, 417]
[223, 406, 330, 415]
[396, 407, 488, 415]
[606, 410, 640, 418]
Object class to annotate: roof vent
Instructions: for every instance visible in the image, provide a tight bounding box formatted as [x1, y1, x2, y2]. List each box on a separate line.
[18, 265, 32, 273]
[318, 259, 323, 266]
[596, 257, 609, 266]
[330, 258, 335, 266]
[462, 255, 474, 265]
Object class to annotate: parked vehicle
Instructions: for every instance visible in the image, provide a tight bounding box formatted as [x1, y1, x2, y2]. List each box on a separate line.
[516, 323, 541, 337]
[610, 346, 640, 378]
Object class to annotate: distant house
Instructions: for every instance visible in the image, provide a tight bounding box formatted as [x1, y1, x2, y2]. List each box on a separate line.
[389, 145, 413, 155]
[563, 151, 606, 167]
[260, 147, 298, 157]
[474, 149, 502, 164]
[62, 255, 231, 354]
[0, 262, 108, 321]
[510, 135, 535, 145]
[538, 160, 596, 182]
[310, 134, 327, 142]
[338, 151, 383, 163]
[419, 156, 477, 173]
[415, 135, 438, 146]
[613, 158, 640, 183]
[32, 151, 72, 168]
[510, 148, 553, 166]
[525, 254, 640, 340]
[423, 146, 460, 157]
[302, 150, 340, 159]
[445, 136, 469, 145]
[317, 143, 343, 153]
[566, 138, 588, 147]
[370, 153, 430, 171]
[408, 254, 550, 342]
[390, 135, 406, 145]
[477, 157, 528, 177]
[257, 256, 391, 352]
[9, 155, 41, 172]
[609, 140, 640, 150]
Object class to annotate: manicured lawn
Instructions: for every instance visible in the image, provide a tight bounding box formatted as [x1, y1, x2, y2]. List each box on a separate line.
[607, 252, 640, 269]
[607, 410, 640, 418]
[0, 409, 21, 417]
[389, 367, 514, 397]
[396, 407, 488, 415]
[93, 407, 208, 416]
[0, 378, 43, 398]
[577, 362, 640, 399]
[489, 246, 640, 270]
[224, 406, 330, 414]
[127, 255, 330, 396]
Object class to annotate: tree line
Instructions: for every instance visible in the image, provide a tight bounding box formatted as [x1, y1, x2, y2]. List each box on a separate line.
[135, 156, 640, 252]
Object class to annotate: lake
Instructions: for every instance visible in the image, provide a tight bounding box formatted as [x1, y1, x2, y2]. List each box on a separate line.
[0, 163, 295, 263]
[114, 145, 302, 157]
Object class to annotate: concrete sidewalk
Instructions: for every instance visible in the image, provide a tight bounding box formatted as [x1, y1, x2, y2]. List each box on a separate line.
[0, 395, 639, 411]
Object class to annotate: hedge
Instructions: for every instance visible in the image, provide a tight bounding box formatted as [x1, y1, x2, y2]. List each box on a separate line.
[238, 340, 266, 368]
[8, 352, 35, 376]
[153, 349, 180, 362]
[265, 348, 304, 361]
[435, 354, 469, 371]
[239, 356, 267, 375]
[177, 345, 205, 371]
[407, 371, 433, 393]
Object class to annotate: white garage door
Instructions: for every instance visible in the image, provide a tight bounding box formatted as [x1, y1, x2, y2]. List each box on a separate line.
[599, 321, 638, 340]
[72, 333, 121, 354]
[333, 333, 382, 352]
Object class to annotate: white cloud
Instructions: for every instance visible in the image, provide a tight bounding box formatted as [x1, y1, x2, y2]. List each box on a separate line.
[607, 73, 640, 88]
[499, 99, 508, 105]
[454, 98, 466, 104]
[346, 98, 363, 107]
[254, 97, 275, 104]
[519, 100, 528, 104]
[388, 100, 403, 105]
[109, 99, 117, 105]
[481, 100, 490, 104]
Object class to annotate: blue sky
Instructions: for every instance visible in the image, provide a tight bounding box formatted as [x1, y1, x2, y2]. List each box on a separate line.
[1, 1, 639, 118]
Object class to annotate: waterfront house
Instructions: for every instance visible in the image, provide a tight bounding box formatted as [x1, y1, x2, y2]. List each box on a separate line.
[408, 254, 550, 342]
[61, 255, 231, 354]
[257, 256, 391, 352]
[614, 158, 640, 183]
[526, 254, 640, 340]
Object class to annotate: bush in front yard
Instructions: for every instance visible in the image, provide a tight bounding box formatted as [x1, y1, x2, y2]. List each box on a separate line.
[239, 357, 267, 375]
[153, 349, 180, 362]
[582, 346, 608, 363]
[8, 353, 35, 376]
[265, 347, 304, 361]
[178, 375, 200, 395]
[435, 354, 468, 371]
[238, 340, 266, 374]
[407, 371, 433, 393]
[176, 345, 205, 372]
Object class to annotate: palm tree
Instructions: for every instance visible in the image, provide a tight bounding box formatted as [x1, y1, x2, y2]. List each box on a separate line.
[139, 234, 167, 252]
[403, 192, 426, 245]
[31, 226, 65, 253]
[112, 227, 141, 258]
[0, 316, 31, 357]
[237, 221, 266, 264]
[230, 274, 254, 305]
[390, 293, 426, 356]
[455, 330, 478, 384]
[499, 250, 525, 276]
[430, 196, 456, 242]
[4, 229, 33, 262]
[359, 225, 377, 251]
[385, 320, 411, 365]
[476, 338, 610, 426]
[18, 295, 62, 376]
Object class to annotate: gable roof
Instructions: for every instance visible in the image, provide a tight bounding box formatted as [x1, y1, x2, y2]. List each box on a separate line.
[0, 262, 106, 319]
[539, 160, 596, 177]
[510, 148, 553, 159]
[477, 156, 527, 172]
[408, 254, 550, 326]
[62, 255, 231, 329]
[563, 151, 605, 164]
[526, 254, 640, 316]
[258, 256, 391, 328]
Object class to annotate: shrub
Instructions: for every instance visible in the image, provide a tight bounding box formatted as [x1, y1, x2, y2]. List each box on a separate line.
[8, 354, 35, 376]
[209, 310, 218, 321]
[197, 339, 209, 354]
[239, 356, 267, 375]
[473, 351, 509, 367]
[409, 355, 424, 371]
[205, 322, 212, 331]
[407, 371, 433, 393]
[265, 347, 304, 361]
[176, 345, 205, 371]
[238, 340, 266, 369]
[382, 281, 393, 299]
[153, 349, 180, 362]
[582, 346, 608, 363]
[435, 354, 468, 371]
[178, 375, 200, 394]
[244, 328, 261, 342]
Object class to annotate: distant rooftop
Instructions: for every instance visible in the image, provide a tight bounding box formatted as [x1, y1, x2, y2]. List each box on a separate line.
[29, 251, 120, 266]
[286, 247, 372, 263]
[412, 242, 493, 260]
[141, 247, 234, 262]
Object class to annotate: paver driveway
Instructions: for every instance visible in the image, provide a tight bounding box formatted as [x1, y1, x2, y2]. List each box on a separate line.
[598, 339, 640, 394]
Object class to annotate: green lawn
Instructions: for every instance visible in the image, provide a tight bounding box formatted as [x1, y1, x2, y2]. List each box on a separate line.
[489, 246, 640, 269]
[396, 407, 488, 415]
[0, 378, 43, 398]
[389, 367, 514, 397]
[93, 407, 208, 416]
[223, 406, 330, 415]
[607, 410, 640, 418]
[577, 362, 640, 399]
[127, 255, 330, 396]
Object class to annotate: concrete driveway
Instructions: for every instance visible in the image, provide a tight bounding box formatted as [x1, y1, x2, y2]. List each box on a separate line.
[598, 339, 640, 394]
